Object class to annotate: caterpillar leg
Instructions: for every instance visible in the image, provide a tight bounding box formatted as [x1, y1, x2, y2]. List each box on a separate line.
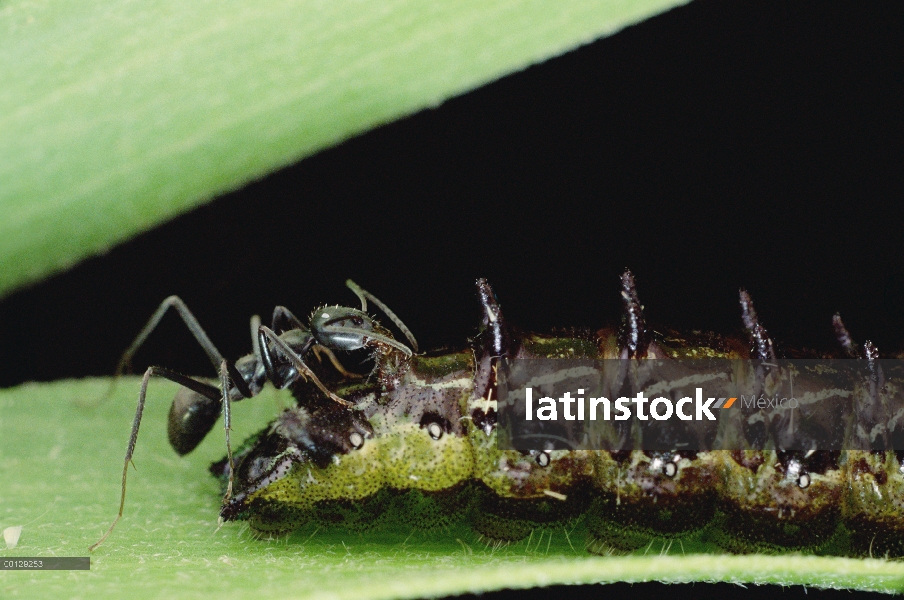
[587, 451, 718, 553]
[843, 451, 904, 557]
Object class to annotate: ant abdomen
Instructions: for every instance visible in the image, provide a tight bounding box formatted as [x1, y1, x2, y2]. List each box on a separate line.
[168, 386, 220, 456]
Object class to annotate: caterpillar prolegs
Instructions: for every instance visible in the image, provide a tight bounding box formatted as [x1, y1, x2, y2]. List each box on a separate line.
[213, 273, 904, 557]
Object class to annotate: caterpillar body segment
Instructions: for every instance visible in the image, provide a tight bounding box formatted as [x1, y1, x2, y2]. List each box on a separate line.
[207, 275, 904, 557]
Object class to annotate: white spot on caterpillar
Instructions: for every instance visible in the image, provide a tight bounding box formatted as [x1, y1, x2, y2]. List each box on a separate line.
[3, 526, 22, 549]
[664, 462, 678, 478]
[321, 313, 330, 318]
[408, 375, 472, 391]
[542, 490, 567, 501]
[427, 422, 443, 440]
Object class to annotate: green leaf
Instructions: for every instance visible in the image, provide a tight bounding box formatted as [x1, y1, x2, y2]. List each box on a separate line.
[0, 0, 687, 299]
[3, 379, 904, 598]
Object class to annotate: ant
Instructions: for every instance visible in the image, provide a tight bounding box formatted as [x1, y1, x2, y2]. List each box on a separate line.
[90, 280, 418, 550]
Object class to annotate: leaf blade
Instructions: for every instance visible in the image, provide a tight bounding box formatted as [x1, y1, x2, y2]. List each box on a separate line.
[0, 0, 687, 298]
[2, 378, 904, 598]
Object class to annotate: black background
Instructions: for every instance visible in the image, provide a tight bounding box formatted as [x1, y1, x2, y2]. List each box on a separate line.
[2, 1, 902, 597]
[1, 0, 901, 385]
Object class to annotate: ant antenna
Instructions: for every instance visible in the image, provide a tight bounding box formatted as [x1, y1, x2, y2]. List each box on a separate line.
[346, 280, 419, 353]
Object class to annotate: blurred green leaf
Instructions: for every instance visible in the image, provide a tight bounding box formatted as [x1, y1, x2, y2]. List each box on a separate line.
[0, 0, 687, 298]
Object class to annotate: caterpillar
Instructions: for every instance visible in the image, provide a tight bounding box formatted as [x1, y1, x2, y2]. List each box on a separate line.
[96, 273, 904, 556]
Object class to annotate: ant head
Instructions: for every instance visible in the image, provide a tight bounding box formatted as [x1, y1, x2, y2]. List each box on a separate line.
[310, 306, 377, 352]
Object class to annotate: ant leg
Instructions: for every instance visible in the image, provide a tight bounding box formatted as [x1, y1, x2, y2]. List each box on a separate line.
[219, 359, 236, 502]
[107, 297, 253, 398]
[311, 345, 364, 379]
[346, 280, 419, 353]
[257, 326, 313, 389]
[258, 326, 353, 407]
[90, 365, 222, 551]
[271, 306, 306, 334]
[103, 296, 230, 401]
[116, 296, 225, 376]
[250, 314, 262, 359]
[117, 295, 254, 399]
